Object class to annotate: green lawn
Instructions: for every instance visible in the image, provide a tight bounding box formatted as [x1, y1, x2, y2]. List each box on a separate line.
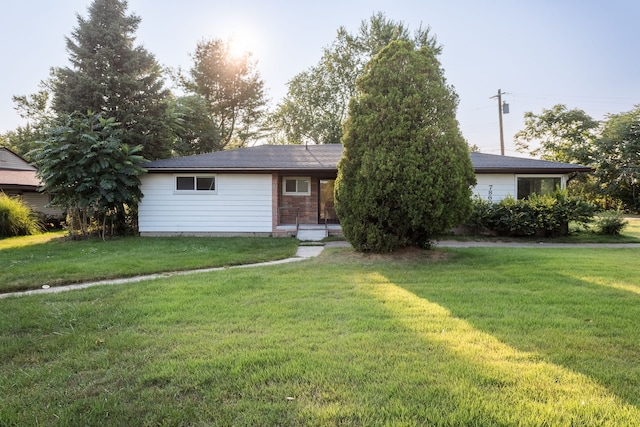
[569, 216, 640, 242]
[0, 234, 299, 293]
[623, 216, 640, 238]
[1, 239, 639, 426]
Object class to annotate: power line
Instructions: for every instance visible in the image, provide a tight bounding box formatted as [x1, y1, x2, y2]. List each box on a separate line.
[510, 92, 638, 105]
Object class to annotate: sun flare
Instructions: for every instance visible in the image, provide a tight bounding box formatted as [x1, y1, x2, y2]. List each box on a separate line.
[227, 30, 259, 59]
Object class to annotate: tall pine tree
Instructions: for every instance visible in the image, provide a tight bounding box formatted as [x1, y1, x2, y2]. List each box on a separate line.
[335, 40, 475, 252]
[53, 0, 172, 159]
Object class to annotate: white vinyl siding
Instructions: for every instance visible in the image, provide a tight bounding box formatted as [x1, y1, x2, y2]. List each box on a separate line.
[20, 192, 62, 217]
[474, 173, 568, 203]
[473, 174, 517, 202]
[139, 173, 272, 234]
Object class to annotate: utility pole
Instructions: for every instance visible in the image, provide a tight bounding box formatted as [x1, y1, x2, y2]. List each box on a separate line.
[490, 89, 509, 156]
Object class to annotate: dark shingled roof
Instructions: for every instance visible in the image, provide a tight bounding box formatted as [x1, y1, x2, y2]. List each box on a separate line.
[0, 147, 42, 189]
[470, 152, 592, 174]
[144, 144, 591, 174]
[145, 144, 343, 171]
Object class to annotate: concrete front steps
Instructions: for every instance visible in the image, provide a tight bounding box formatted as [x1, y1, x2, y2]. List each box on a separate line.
[296, 224, 328, 241]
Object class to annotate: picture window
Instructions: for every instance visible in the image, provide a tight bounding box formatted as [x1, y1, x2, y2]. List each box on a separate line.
[517, 177, 561, 199]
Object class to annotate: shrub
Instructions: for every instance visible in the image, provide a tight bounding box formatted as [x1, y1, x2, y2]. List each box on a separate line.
[463, 196, 495, 234]
[0, 193, 44, 237]
[463, 192, 596, 237]
[594, 211, 628, 235]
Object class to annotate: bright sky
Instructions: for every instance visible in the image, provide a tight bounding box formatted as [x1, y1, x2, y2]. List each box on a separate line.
[1, 0, 639, 156]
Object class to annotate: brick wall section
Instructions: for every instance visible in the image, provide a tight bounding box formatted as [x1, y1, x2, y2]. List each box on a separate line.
[279, 177, 318, 224]
[273, 174, 340, 234]
[271, 173, 279, 233]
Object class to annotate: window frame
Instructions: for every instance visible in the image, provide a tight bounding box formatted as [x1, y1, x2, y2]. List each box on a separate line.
[515, 174, 564, 200]
[173, 174, 217, 194]
[282, 177, 311, 196]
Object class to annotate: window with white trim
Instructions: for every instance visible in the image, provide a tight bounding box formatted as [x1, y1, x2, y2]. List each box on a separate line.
[517, 176, 562, 199]
[174, 175, 217, 193]
[283, 177, 311, 196]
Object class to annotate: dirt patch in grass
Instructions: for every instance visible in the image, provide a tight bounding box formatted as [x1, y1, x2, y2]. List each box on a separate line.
[325, 245, 453, 264]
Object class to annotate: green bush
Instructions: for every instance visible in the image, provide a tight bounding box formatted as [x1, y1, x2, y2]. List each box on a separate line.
[463, 192, 596, 237]
[464, 196, 495, 234]
[0, 193, 44, 237]
[594, 211, 628, 235]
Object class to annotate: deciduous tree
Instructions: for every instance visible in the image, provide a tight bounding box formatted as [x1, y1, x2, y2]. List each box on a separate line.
[180, 39, 267, 150]
[596, 107, 640, 211]
[335, 40, 475, 252]
[269, 12, 438, 145]
[30, 113, 146, 238]
[1, 81, 56, 159]
[514, 104, 599, 165]
[167, 95, 221, 156]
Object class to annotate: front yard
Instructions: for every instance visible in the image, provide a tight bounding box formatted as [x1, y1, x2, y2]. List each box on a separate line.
[1, 236, 639, 426]
[0, 234, 299, 293]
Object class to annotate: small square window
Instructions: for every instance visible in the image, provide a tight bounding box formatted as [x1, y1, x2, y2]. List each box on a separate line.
[196, 176, 215, 191]
[297, 179, 309, 193]
[283, 177, 311, 196]
[285, 179, 297, 193]
[176, 176, 194, 190]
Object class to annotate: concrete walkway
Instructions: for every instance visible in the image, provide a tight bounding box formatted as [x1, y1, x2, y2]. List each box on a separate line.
[435, 240, 640, 248]
[3, 240, 639, 299]
[324, 240, 640, 249]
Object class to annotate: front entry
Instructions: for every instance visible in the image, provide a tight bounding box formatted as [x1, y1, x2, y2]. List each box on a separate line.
[319, 179, 339, 224]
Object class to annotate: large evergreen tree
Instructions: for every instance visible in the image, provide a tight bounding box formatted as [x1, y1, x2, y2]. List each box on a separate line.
[52, 0, 172, 159]
[335, 40, 475, 252]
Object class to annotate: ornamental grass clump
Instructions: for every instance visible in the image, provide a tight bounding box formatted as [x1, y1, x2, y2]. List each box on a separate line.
[0, 192, 43, 237]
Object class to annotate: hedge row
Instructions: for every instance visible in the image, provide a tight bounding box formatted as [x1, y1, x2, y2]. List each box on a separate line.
[463, 192, 596, 237]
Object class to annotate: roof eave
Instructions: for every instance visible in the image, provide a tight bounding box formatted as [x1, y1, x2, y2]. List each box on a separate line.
[0, 184, 41, 190]
[145, 167, 339, 173]
[475, 167, 592, 174]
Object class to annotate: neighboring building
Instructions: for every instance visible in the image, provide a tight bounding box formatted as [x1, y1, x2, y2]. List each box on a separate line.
[138, 144, 591, 237]
[0, 147, 61, 217]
